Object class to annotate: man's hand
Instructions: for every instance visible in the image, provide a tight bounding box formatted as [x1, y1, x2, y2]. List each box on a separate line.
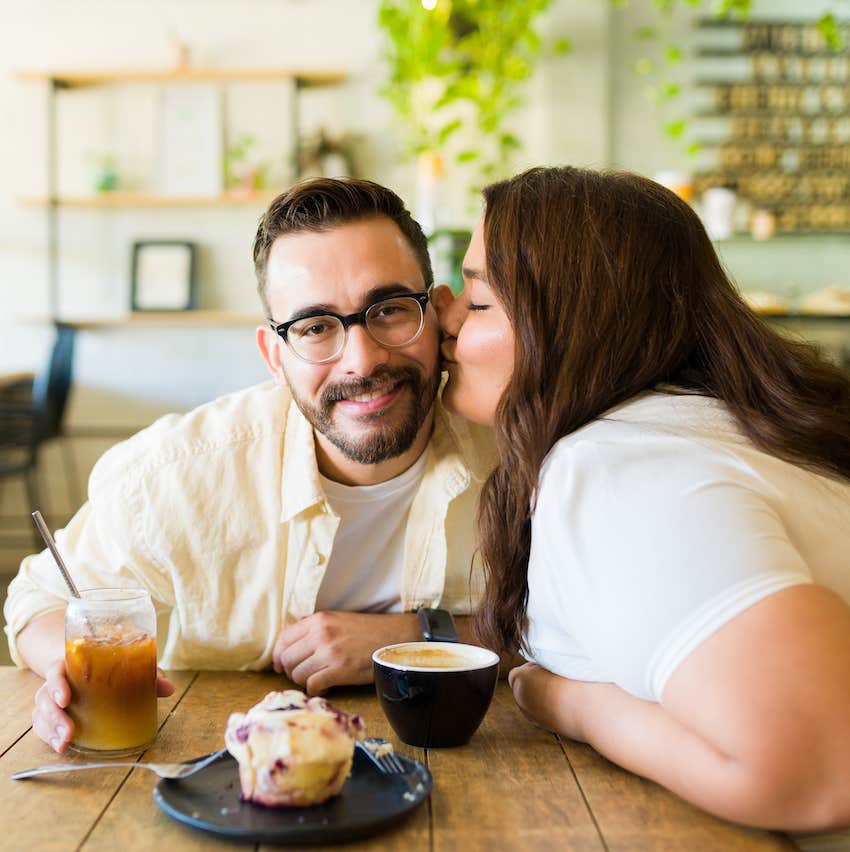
[272, 611, 420, 695]
[32, 660, 175, 753]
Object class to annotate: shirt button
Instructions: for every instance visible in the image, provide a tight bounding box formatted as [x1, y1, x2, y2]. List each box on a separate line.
[311, 553, 324, 566]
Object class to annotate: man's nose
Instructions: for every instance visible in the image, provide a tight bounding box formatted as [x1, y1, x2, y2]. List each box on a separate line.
[432, 284, 467, 338]
[337, 323, 391, 374]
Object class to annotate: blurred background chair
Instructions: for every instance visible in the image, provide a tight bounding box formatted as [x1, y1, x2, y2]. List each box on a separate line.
[0, 323, 78, 548]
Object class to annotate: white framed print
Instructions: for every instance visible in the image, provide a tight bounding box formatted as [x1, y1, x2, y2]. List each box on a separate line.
[157, 84, 224, 197]
[131, 241, 197, 311]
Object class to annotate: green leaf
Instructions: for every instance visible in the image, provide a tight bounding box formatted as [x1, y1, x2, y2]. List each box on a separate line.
[665, 119, 687, 138]
[715, 0, 752, 20]
[687, 141, 702, 157]
[666, 45, 682, 64]
[633, 27, 657, 41]
[456, 149, 480, 163]
[817, 13, 845, 53]
[500, 132, 521, 150]
[553, 37, 572, 54]
[661, 81, 681, 100]
[437, 118, 463, 144]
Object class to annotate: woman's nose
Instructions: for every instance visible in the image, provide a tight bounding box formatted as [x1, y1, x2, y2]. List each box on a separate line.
[431, 284, 466, 337]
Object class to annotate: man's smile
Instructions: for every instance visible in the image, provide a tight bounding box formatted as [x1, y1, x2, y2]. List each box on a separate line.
[335, 381, 404, 415]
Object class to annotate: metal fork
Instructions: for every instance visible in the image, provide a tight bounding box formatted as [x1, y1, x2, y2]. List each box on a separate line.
[356, 737, 407, 774]
[12, 747, 229, 781]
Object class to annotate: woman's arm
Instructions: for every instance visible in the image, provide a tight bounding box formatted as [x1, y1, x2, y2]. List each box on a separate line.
[511, 583, 850, 831]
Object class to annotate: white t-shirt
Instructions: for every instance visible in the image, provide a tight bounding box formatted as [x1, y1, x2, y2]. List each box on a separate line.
[525, 392, 850, 702]
[315, 451, 428, 614]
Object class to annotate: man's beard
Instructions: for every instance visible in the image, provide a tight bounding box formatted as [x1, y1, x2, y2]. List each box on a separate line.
[287, 364, 440, 465]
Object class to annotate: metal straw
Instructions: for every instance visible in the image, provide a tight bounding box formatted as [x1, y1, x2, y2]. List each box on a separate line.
[31, 510, 82, 599]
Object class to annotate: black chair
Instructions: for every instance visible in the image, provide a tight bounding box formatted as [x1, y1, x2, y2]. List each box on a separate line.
[0, 376, 43, 548]
[0, 323, 77, 547]
[32, 323, 77, 454]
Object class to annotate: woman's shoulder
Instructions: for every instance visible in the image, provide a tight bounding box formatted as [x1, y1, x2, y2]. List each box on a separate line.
[538, 390, 850, 523]
[541, 392, 737, 476]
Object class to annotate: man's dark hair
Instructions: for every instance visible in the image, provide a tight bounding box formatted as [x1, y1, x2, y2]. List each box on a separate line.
[253, 177, 433, 316]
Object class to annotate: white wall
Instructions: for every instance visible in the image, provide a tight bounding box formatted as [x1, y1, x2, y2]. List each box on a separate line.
[0, 0, 609, 384]
[2, 0, 847, 530]
[0, 0, 608, 529]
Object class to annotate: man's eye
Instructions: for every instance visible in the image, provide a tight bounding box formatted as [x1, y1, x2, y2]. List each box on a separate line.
[373, 304, 403, 318]
[294, 322, 333, 338]
[467, 303, 489, 311]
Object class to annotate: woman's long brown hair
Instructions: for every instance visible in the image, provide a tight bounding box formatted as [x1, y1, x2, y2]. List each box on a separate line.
[475, 166, 850, 654]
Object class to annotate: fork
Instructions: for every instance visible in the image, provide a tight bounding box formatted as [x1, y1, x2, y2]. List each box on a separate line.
[356, 737, 407, 774]
[12, 747, 229, 781]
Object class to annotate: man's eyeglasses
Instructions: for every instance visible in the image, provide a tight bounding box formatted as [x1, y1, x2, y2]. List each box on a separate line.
[269, 291, 430, 364]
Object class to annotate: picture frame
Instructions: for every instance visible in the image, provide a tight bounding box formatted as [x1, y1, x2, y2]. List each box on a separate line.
[130, 241, 197, 312]
[157, 84, 224, 197]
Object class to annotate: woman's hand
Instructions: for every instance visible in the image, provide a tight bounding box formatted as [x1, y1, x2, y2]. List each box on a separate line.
[32, 660, 175, 753]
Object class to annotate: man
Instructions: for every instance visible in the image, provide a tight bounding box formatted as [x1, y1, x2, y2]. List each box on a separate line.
[5, 178, 496, 753]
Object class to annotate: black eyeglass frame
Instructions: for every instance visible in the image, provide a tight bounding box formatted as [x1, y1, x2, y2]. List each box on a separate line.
[268, 290, 431, 364]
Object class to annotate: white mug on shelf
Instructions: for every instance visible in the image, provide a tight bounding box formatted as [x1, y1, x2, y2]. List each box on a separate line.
[702, 186, 737, 240]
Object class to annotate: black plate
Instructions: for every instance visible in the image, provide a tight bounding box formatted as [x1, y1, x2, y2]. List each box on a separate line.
[153, 748, 431, 845]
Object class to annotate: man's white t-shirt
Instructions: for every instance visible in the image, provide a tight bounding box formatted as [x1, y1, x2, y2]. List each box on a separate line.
[315, 451, 428, 614]
[525, 392, 850, 703]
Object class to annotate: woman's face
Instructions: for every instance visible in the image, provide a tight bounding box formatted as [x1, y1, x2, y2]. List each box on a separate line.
[437, 222, 515, 426]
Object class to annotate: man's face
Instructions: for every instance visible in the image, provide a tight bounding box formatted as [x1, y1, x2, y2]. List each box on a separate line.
[258, 217, 440, 467]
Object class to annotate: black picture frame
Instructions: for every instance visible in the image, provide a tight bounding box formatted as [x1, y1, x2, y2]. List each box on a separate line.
[130, 240, 197, 312]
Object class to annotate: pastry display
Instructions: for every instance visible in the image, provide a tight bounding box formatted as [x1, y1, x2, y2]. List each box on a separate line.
[224, 689, 365, 807]
[798, 286, 850, 316]
[741, 290, 788, 314]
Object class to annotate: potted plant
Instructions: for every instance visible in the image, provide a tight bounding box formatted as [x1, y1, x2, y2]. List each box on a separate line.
[223, 134, 270, 194]
[377, 0, 569, 197]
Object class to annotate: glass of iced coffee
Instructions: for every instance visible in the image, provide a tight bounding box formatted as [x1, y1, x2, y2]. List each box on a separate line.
[64, 588, 158, 757]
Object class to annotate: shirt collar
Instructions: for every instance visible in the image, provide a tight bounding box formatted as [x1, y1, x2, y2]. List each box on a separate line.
[279, 399, 326, 523]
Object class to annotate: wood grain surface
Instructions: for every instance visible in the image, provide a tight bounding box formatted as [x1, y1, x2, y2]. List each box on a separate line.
[0, 667, 831, 851]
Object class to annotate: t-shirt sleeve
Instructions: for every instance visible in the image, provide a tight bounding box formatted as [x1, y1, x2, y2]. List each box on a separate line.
[526, 437, 813, 702]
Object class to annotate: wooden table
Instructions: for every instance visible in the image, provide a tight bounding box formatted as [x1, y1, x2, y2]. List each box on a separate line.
[0, 667, 841, 851]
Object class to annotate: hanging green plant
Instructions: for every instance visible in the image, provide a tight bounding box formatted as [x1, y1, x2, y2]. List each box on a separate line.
[377, 0, 570, 186]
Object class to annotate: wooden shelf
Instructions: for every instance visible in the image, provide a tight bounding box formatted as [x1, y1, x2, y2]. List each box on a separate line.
[17, 191, 282, 208]
[19, 311, 263, 328]
[13, 67, 348, 89]
[56, 311, 262, 329]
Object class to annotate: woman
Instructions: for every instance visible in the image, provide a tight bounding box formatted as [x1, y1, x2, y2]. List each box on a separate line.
[434, 166, 850, 831]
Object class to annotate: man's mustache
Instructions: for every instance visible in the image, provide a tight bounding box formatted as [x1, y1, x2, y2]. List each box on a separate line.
[320, 366, 422, 407]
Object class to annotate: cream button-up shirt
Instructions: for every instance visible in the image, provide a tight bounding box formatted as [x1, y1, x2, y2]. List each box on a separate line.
[4, 381, 496, 670]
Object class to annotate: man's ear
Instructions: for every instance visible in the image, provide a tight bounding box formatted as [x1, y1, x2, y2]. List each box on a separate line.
[256, 326, 288, 387]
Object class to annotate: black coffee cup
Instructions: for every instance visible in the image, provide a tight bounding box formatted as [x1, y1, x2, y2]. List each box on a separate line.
[372, 641, 499, 748]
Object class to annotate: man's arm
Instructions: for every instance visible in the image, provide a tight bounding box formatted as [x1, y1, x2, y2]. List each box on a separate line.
[509, 584, 850, 831]
[16, 608, 65, 678]
[272, 611, 517, 694]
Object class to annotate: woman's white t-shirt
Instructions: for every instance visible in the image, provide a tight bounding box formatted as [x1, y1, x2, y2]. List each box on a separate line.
[524, 392, 850, 702]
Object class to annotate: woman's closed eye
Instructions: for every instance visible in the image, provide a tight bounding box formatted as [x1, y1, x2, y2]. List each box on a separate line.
[467, 303, 490, 312]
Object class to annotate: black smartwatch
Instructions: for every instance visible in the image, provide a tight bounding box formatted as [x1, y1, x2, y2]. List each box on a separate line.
[417, 607, 458, 642]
